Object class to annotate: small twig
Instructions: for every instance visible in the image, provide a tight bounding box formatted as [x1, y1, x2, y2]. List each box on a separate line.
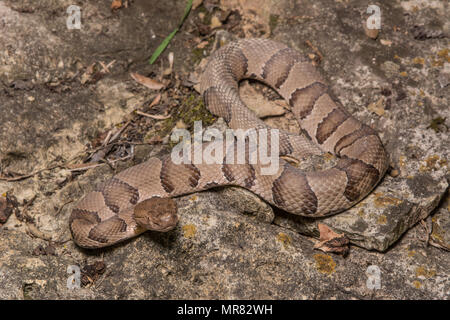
[67, 162, 104, 172]
[84, 275, 94, 288]
[18, 195, 37, 223]
[420, 220, 428, 245]
[99, 60, 116, 74]
[0, 148, 98, 182]
[429, 239, 450, 252]
[109, 121, 131, 144]
[69, 70, 81, 81]
[54, 200, 74, 217]
[26, 223, 53, 241]
[99, 121, 131, 149]
[305, 40, 323, 63]
[100, 158, 115, 172]
[199, 28, 218, 42]
[420, 218, 433, 246]
[0, 165, 61, 182]
[21, 196, 53, 241]
[22, 195, 36, 212]
[135, 110, 171, 119]
[94, 270, 110, 289]
[68, 154, 133, 172]
[101, 130, 114, 147]
[105, 153, 134, 169]
[53, 237, 72, 245]
[128, 140, 163, 146]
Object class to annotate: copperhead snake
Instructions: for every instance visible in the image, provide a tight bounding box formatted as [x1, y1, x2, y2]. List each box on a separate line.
[70, 38, 389, 248]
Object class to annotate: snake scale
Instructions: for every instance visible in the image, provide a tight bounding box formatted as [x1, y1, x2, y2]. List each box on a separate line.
[70, 38, 389, 248]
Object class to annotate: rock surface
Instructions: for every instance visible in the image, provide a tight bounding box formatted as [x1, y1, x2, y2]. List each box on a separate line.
[0, 0, 448, 299]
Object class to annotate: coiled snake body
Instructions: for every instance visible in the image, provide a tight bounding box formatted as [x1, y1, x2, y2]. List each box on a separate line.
[70, 39, 388, 248]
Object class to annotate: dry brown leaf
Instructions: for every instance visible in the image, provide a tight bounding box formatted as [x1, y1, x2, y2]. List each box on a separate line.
[175, 120, 188, 129]
[210, 16, 222, 29]
[130, 72, 165, 90]
[316, 223, 341, 241]
[149, 94, 162, 109]
[197, 41, 209, 49]
[192, 0, 203, 10]
[314, 223, 350, 256]
[111, 0, 122, 10]
[380, 39, 393, 46]
[367, 97, 385, 116]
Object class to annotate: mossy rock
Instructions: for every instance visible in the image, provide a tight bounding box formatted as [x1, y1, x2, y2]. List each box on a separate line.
[147, 93, 216, 144]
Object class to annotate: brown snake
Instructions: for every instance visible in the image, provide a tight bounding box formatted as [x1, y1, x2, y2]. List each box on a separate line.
[70, 38, 389, 248]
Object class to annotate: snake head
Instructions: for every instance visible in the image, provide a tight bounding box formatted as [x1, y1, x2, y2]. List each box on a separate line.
[133, 197, 178, 232]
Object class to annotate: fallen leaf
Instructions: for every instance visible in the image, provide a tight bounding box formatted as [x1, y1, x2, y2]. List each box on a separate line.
[196, 41, 209, 49]
[80, 63, 96, 84]
[314, 223, 350, 256]
[81, 261, 106, 287]
[380, 39, 393, 46]
[111, 0, 122, 10]
[367, 97, 385, 116]
[149, 94, 162, 109]
[192, 0, 203, 10]
[175, 120, 188, 129]
[130, 72, 165, 90]
[210, 16, 222, 29]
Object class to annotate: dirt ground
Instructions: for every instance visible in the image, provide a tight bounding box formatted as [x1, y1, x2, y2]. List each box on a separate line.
[0, 0, 448, 299]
